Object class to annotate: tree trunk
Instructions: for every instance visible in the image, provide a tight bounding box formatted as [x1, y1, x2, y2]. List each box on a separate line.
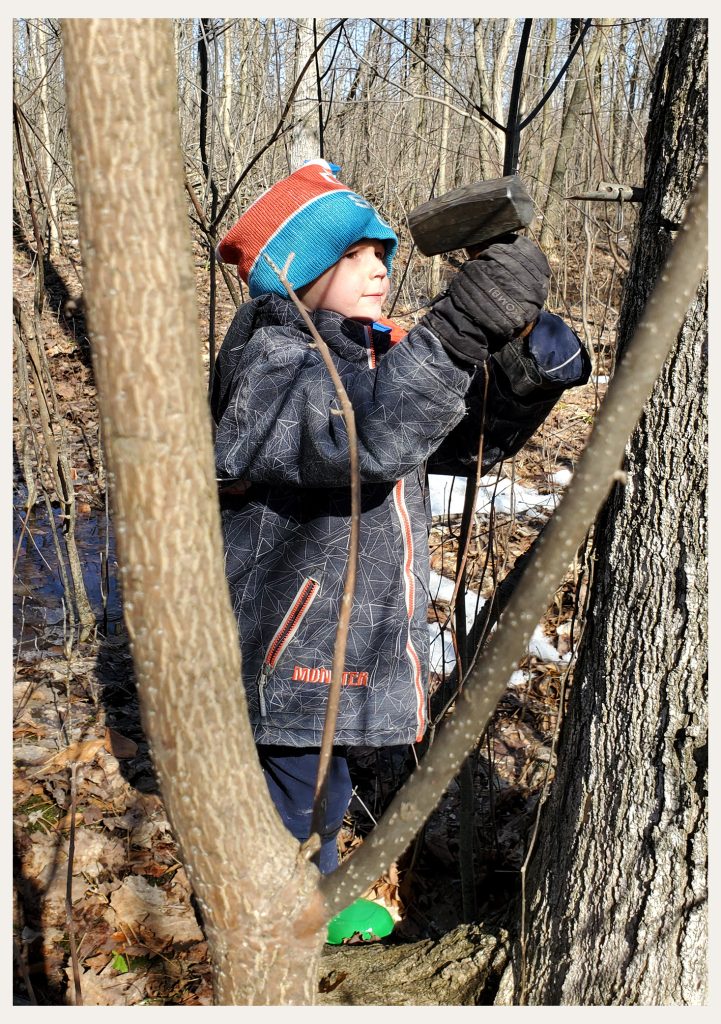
[610, 20, 630, 178]
[430, 19, 452, 297]
[61, 19, 327, 1005]
[32, 20, 60, 256]
[534, 19, 557, 202]
[290, 18, 321, 170]
[219, 19, 240, 202]
[407, 18, 431, 209]
[473, 19, 512, 179]
[318, 922, 510, 1006]
[540, 20, 611, 253]
[509, 18, 707, 1005]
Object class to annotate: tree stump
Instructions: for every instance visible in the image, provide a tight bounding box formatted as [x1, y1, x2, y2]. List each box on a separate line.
[317, 922, 509, 1006]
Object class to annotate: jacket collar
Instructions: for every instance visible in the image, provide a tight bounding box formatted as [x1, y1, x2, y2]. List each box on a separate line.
[252, 292, 385, 362]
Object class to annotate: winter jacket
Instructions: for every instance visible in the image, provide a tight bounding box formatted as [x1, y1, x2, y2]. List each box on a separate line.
[211, 293, 589, 747]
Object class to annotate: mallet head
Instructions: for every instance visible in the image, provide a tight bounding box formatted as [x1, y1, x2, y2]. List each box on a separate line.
[407, 175, 534, 257]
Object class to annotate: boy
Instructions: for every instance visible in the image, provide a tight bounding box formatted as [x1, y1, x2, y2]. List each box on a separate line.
[211, 159, 590, 875]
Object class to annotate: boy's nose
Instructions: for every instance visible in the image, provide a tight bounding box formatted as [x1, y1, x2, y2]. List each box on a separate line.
[372, 256, 388, 278]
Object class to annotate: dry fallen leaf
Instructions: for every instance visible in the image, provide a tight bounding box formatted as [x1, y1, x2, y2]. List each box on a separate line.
[110, 874, 204, 945]
[40, 737, 105, 771]
[104, 728, 138, 760]
[70, 831, 127, 879]
[56, 811, 84, 830]
[65, 965, 148, 1007]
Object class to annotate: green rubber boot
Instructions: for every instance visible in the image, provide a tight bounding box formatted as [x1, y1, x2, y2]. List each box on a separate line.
[326, 897, 395, 945]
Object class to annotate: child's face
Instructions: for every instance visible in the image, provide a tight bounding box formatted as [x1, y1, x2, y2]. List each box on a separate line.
[298, 239, 389, 321]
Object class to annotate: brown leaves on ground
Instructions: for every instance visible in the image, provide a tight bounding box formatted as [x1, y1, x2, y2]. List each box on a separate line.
[13, 647, 213, 1007]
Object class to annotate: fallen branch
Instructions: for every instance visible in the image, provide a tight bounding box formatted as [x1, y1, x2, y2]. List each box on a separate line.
[65, 762, 83, 1006]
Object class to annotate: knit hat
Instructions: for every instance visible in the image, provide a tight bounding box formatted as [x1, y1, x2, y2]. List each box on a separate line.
[216, 159, 398, 298]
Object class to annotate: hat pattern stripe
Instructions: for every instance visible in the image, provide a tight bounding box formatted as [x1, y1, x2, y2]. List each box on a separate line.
[246, 188, 350, 282]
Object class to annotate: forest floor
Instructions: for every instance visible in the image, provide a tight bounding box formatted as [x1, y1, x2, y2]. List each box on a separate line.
[12, 236, 615, 1006]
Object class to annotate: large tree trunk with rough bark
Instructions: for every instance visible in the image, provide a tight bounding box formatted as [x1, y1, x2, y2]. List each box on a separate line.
[61, 20, 327, 1005]
[318, 922, 510, 1006]
[504, 18, 707, 1005]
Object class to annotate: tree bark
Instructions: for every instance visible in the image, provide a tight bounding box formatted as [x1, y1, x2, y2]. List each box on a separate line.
[61, 19, 327, 1005]
[290, 18, 321, 170]
[540, 20, 611, 253]
[510, 18, 707, 1005]
[318, 922, 509, 1006]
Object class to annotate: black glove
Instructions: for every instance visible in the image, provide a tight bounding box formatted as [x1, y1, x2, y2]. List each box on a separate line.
[492, 310, 592, 397]
[421, 234, 550, 366]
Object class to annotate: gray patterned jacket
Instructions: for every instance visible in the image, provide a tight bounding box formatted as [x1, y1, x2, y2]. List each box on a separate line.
[211, 293, 579, 747]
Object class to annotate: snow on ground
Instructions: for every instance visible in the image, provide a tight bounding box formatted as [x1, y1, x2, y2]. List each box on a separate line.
[428, 618, 569, 676]
[427, 470, 574, 679]
[428, 473, 563, 518]
[550, 467, 572, 488]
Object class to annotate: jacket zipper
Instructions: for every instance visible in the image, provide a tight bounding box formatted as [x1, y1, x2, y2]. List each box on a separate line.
[392, 478, 426, 742]
[365, 325, 376, 368]
[258, 576, 320, 716]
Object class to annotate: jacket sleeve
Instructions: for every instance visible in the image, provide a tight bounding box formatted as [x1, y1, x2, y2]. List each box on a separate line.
[213, 319, 473, 486]
[428, 325, 591, 475]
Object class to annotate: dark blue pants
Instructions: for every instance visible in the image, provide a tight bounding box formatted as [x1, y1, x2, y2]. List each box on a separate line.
[257, 745, 353, 874]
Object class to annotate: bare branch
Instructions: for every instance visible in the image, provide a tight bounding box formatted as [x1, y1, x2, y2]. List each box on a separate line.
[261, 252, 361, 851]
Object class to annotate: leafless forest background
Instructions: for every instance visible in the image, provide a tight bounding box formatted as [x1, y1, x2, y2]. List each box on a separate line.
[13, 17, 668, 1006]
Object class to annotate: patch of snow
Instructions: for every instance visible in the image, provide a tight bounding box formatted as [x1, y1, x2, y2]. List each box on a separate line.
[551, 467, 573, 488]
[592, 374, 610, 385]
[428, 473, 559, 519]
[428, 570, 486, 625]
[427, 578, 570, 678]
[528, 625, 571, 663]
[491, 479, 558, 515]
[428, 622, 456, 675]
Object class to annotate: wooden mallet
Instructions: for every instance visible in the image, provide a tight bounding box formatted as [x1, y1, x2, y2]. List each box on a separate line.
[407, 174, 534, 261]
[407, 174, 537, 335]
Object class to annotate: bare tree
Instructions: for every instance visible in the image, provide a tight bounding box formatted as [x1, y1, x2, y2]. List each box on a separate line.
[289, 18, 321, 169]
[540, 19, 612, 253]
[503, 17, 708, 1005]
[61, 20, 326, 1005]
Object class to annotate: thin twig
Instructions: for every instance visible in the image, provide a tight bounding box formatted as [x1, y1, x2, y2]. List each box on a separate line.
[184, 178, 240, 309]
[65, 761, 83, 1005]
[261, 253, 361, 861]
[447, 365, 489, 644]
